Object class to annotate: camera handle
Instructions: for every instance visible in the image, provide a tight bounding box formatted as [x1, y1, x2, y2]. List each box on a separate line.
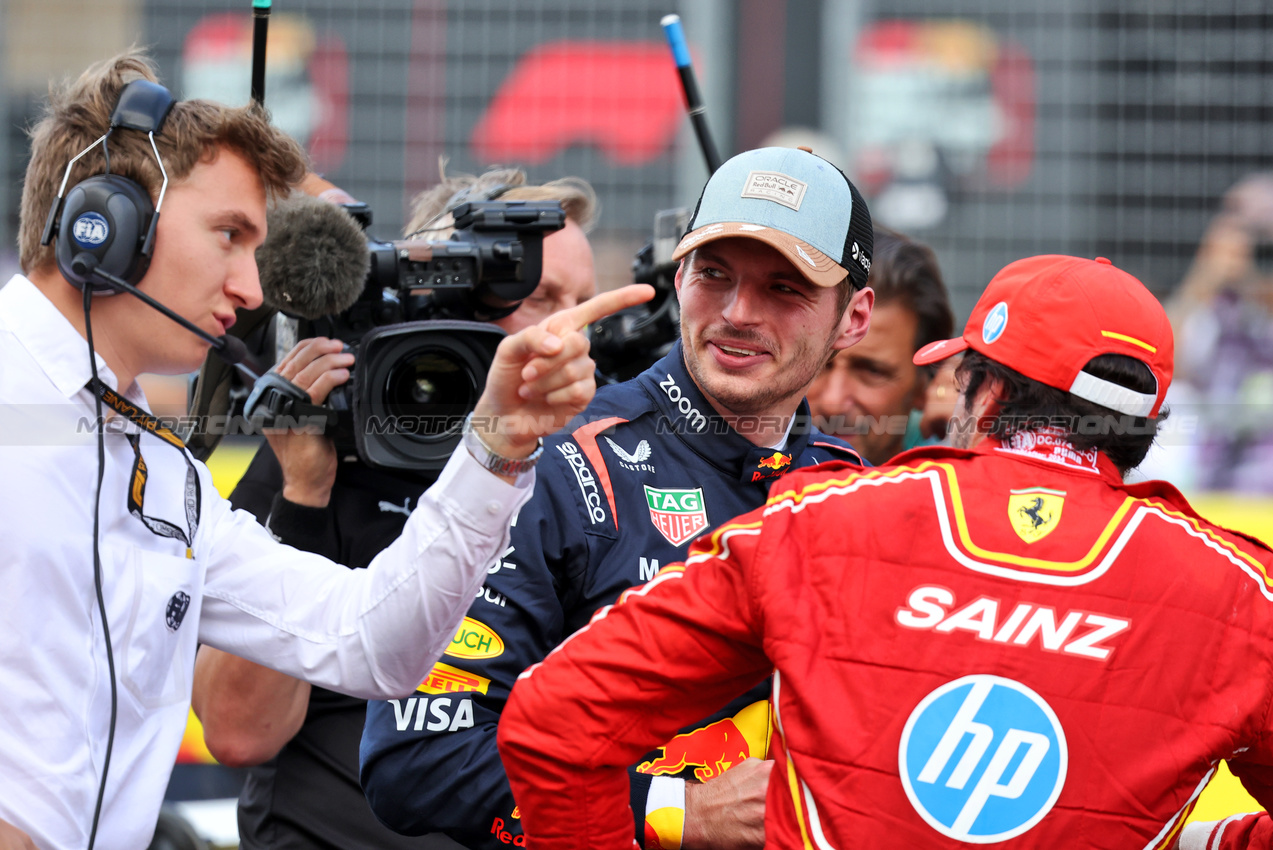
[243, 370, 341, 434]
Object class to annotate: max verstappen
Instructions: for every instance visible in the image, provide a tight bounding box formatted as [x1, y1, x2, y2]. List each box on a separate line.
[499, 255, 1273, 849]
[360, 147, 874, 850]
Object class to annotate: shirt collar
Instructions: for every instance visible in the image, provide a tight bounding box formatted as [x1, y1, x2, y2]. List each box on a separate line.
[0, 274, 138, 403]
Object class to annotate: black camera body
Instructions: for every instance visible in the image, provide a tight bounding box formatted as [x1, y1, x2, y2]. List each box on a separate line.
[247, 200, 565, 472]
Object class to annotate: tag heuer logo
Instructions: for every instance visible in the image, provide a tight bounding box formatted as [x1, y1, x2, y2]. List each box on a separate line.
[644, 486, 709, 546]
[1008, 487, 1065, 544]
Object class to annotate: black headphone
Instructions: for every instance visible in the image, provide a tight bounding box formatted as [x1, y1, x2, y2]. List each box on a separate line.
[39, 79, 175, 293]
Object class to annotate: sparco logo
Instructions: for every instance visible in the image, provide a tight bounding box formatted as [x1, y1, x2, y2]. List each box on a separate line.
[659, 374, 708, 432]
[557, 441, 607, 524]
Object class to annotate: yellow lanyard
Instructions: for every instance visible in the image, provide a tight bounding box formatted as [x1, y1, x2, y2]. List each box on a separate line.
[89, 378, 200, 557]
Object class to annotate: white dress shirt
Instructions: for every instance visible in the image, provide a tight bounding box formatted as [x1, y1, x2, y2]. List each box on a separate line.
[0, 275, 533, 850]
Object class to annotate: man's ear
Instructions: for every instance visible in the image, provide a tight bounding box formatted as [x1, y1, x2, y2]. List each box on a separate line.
[830, 286, 874, 352]
[673, 257, 686, 295]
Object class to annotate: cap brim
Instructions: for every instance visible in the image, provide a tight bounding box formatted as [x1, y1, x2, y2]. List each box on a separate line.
[913, 336, 969, 366]
[671, 222, 848, 288]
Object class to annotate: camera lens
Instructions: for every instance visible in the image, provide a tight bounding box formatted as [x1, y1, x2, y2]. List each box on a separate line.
[353, 320, 504, 472]
[384, 348, 478, 437]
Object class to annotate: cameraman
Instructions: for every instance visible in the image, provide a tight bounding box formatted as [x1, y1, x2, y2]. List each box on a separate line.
[191, 168, 599, 849]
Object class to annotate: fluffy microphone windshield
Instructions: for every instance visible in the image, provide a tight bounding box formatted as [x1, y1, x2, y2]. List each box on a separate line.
[256, 193, 371, 319]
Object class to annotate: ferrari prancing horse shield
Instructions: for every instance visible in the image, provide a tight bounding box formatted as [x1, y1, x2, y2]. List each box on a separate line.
[1008, 487, 1065, 544]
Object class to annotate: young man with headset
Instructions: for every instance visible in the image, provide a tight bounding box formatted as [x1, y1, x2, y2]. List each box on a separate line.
[191, 167, 600, 849]
[0, 51, 648, 850]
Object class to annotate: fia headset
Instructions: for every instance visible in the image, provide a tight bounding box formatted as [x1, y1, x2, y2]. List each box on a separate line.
[39, 78, 175, 293]
[38, 79, 252, 368]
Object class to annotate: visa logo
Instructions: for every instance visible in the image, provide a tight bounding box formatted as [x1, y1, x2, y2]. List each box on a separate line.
[389, 696, 474, 732]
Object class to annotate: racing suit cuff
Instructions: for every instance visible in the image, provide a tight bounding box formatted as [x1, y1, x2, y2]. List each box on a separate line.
[632, 770, 685, 850]
[265, 492, 340, 560]
[1177, 817, 1254, 850]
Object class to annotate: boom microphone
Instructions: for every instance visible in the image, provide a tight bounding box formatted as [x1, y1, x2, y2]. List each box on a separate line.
[255, 193, 370, 320]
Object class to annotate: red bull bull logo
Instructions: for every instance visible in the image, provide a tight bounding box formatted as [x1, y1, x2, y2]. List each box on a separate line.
[638, 717, 753, 782]
[757, 451, 792, 472]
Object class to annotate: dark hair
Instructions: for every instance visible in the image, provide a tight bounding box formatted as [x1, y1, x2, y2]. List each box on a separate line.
[956, 350, 1166, 474]
[833, 275, 856, 318]
[869, 226, 953, 355]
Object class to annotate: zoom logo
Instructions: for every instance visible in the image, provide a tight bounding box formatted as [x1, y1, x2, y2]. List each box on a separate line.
[899, 675, 1066, 843]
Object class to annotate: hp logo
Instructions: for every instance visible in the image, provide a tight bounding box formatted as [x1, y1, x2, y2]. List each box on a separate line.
[982, 302, 1009, 345]
[72, 212, 110, 248]
[899, 675, 1067, 843]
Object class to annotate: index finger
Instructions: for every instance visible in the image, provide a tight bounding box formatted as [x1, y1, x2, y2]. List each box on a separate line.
[545, 284, 656, 334]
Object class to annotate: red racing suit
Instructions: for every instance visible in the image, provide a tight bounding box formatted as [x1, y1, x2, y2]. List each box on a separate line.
[499, 435, 1273, 849]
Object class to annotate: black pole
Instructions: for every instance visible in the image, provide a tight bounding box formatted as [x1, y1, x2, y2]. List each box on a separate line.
[251, 0, 272, 106]
[661, 14, 723, 175]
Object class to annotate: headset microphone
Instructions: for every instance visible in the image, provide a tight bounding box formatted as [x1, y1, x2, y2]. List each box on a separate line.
[76, 255, 261, 378]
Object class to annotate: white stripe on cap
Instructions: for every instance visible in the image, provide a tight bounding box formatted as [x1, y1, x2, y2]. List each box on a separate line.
[1069, 370, 1158, 417]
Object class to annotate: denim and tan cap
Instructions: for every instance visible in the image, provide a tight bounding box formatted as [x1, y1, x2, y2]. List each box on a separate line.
[672, 146, 874, 289]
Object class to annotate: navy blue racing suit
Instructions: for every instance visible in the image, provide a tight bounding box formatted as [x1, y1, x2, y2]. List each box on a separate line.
[359, 342, 861, 848]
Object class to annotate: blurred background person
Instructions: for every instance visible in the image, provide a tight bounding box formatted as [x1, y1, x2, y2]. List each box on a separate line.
[805, 226, 953, 465]
[1152, 174, 1273, 493]
[918, 352, 961, 444]
[191, 167, 597, 850]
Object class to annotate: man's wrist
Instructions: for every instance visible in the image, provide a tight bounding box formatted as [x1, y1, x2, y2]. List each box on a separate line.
[462, 413, 543, 476]
[280, 481, 333, 508]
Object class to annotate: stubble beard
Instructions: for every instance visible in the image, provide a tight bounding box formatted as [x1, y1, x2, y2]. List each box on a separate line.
[681, 325, 832, 418]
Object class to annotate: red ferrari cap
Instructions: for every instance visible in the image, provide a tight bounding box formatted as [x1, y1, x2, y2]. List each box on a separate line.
[914, 255, 1174, 417]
